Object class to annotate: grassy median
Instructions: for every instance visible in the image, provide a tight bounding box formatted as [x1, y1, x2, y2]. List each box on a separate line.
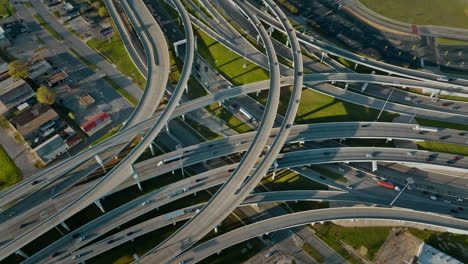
[0, 145, 22, 191]
[32, 14, 64, 41]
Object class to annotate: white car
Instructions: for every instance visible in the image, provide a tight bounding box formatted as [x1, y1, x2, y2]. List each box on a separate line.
[141, 200, 150, 206]
[366, 154, 373, 158]
[430, 195, 437, 201]
[455, 197, 464, 202]
[76, 235, 85, 242]
[346, 185, 353, 190]
[72, 254, 81, 259]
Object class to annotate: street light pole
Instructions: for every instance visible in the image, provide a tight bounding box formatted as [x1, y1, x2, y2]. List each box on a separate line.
[390, 178, 414, 206]
[176, 144, 184, 178]
[377, 86, 395, 121]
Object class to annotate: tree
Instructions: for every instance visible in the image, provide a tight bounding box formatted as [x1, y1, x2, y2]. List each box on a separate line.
[36, 85, 56, 105]
[98, 7, 109, 17]
[8, 60, 29, 80]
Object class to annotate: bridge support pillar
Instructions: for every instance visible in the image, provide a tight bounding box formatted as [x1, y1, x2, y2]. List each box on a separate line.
[256, 90, 260, 96]
[185, 85, 188, 93]
[344, 83, 349, 90]
[354, 63, 358, 70]
[420, 58, 425, 68]
[165, 122, 170, 133]
[256, 34, 260, 44]
[149, 143, 155, 156]
[181, 114, 185, 121]
[372, 161, 378, 172]
[16, 250, 28, 258]
[320, 52, 327, 63]
[133, 254, 139, 261]
[61, 222, 71, 231]
[94, 154, 106, 173]
[285, 39, 289, 47]
[133, 172, 143, 191]
[214, 226, 218, 233]
[361, 82, 368, 92]
[386, 138, 393, 143]
[339, 138, 345, 142]
[430, 91, 436, 98]
[195, 35, 198, 51]
[95, 199, 105, 213]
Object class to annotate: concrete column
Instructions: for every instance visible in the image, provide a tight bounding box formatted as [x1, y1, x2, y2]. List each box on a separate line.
[256, 90, 260, 96]
[361, 82, 368, 92]
[193, 191, 197, 196]
[133, 172, 143, 191]
[285, 39, 289, 47]
[430, 91, 436, 98]
[331, 81, 335, 84]
[420, 58, 425, 68]
[181, 114, 185, 121]
[61, 222, 71, 231]
[386, 138, 393, 143]
[344, 83, 349, 90]
[256, 34, 260, 44]
[149, 143, 155, 156]
[185, 86, 188, 93]
[133, 254, 139, 261]
[195, 35, 198, 51]
[175, 46, 179, 57]
[372, 161, 378, 172]
[16, 250, 28, 258]
[165, 122, 170, 133]
[218, 101, 222, 107]
[320, 52, 325, 63]
[354, 63, 358, 70]
[214, 226, 218, 233]
[95, 199, 105, 213]
[94, 154, 106, 173]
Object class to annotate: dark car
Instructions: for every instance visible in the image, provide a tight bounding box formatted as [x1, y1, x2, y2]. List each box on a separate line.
[72, 233, 81, 239]
[458, 207, 464, 211]
[450, 209, 458, 213]
[319, 176, 326, 180]
[32, 180, 39, 185]
[361, 124, 370, 127]
[50, 253, 59, 258]
[459, 132, 467, 136]
[107, 239, 114, 244]
[126, 231, 135, 236]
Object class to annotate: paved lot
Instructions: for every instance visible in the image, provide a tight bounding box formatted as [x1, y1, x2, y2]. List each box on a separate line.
[375, 229, 421, 264]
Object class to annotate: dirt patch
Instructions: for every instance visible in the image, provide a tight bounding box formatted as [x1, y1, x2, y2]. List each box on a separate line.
[375, 229, 421, 264]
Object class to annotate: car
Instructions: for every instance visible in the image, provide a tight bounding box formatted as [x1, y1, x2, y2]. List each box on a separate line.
[266, 251, 274, 257]
[372, 177, 379, 181]
[366, 154, 373, 158]
[126, 231, 135, 236]
[319, 176, 326, 180]
[450, 209, 458, 213]
[76, 235, 85, 242]
[50, 253, 59, 258]
[346, 185, 353, 190]
[455, 197, 464, 202]
[72, 254, 81, 260]
[361, 124, 370, 127]
[404, 97, 411, 101]
[458, 207, 464, 211]
[141, 200, 150, 206]
[430, 196, 437, 201]
[323, 152, 330, 155]
[107, 239, 114, 244]
[452, 156, 460, 160]
[8, 212, 15, 217]
[17, 223, 26, 229]
[286, 124, 292, 128]
[406, 152, 414, 156]
[442, 103, 449, 107]
[214, 86, 220, 91]
[177, 261, 185, 264]
[459, 132, 467, 136]
[443, 200, 452, 204]
[338, 167, 345, 172]
[72, 233, 81, 239]
[32, 180, 39, 185]
[425, 157, 433, 161]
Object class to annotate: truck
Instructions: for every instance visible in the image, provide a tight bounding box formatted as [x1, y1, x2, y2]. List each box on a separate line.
[157, 154, 183, 166]
[167, 187, 190, 198]
[412, 125, 439, 133]
[378, 180, 401, 191]
[164, 210, 185, 220]
[239, 107, 257, 123]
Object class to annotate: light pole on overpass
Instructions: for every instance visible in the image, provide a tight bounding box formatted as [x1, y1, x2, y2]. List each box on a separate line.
[176, 144, 185, 178]
[376, 85, 396, 121]
[390, 177, 414, 206]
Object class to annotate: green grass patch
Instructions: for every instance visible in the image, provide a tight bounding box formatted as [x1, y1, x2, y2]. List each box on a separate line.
[358, 0, 468, 29]
[261, 170, 328, 191]
[206, 104, 253, 134]
[417, 141, 468, 156]
[195, 27, 269, 86]
[67, 27, 84, 40]
[32, 14, 64, 41]
[23, 2, 32, 8]
[436, 37, 468, 46]
[68, 48, 97, 70]
[86, 21, 146, 89]
[0, 144, 22, 191]
[90, 124, 123, 146]
[408, 228, 468, 263]
[313, 222, 392, 262]
[102, 76, 138, 106]
[416, 117, 468, 131]
[310, 166, 347, 183]
[183, 117, 223, 141]
[301, 243, 324, 263]
[437, 94, 468, 102]
[0, 0, 15, 20]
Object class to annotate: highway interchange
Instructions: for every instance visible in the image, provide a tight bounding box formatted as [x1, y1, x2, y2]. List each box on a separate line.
[1, 0, 468, 263]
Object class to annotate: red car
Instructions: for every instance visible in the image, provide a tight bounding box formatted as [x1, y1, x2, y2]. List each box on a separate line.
[214, 86, 220, 91]
[452, 156, 460, 160]
[50, 253, 59, 258]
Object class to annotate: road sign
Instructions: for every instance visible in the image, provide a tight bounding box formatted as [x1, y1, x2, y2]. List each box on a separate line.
[101, 27, 113, 37]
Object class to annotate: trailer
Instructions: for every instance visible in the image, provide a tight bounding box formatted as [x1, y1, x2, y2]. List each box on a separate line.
[157, 154, 183, 166]
[412, 125, 439, 132]
[167, 187, 190, 198]
[378, 180, 401, 191]
[164, 210, 185, 220]
[239, 107, 257, 122]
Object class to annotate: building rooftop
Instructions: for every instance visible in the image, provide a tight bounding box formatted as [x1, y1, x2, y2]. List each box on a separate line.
[10, 103, 58, 137]
[34, 134, 68, 164]
[0, 80, 35, 111]
[27, 55, 52, 80]
[46, 71, 68, 86]
[417, 243, 462, 264]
